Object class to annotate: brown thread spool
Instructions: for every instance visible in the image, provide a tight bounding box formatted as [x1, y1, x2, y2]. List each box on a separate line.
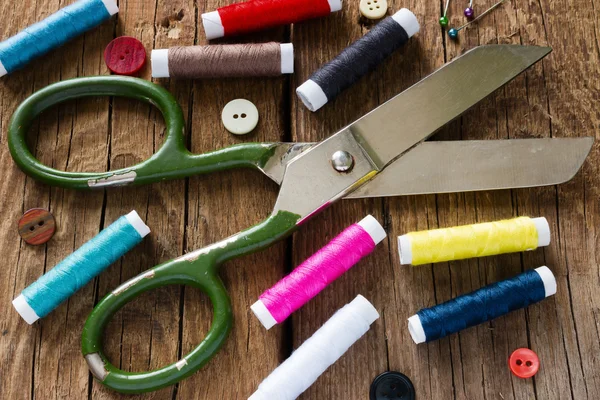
[151, 42, 293, 79]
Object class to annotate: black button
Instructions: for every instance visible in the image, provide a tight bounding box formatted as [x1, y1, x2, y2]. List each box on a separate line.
[370, 371, 415, 400]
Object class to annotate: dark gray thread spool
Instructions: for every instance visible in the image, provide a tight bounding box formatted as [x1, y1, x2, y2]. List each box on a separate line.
[296, 8, 419, 112]
[151, 42, 294, 79]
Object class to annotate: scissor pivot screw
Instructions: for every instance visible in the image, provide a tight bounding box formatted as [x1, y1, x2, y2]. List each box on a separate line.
[331, 150, 354, 172]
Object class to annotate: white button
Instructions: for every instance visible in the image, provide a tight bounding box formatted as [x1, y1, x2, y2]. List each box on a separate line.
[359, 0, 387, 20]
[221, 99, 259, 135]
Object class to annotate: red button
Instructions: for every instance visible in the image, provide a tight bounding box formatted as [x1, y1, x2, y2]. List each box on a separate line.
[104, 37, 146, 76]
[509, 348, 540, 378]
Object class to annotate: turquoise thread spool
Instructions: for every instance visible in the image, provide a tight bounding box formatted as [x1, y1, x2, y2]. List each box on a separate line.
[12, 211, 150, 324]
[0, 0, 118, 77]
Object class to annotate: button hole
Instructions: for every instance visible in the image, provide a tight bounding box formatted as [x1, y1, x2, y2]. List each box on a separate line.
[29, 226, 35, 231]
[525, 361, 532, 367]
[233, 114, 239, 119]
[516, 359, 522, 366]
[38, 221, 44, 226]
[241, 113, 247, 118]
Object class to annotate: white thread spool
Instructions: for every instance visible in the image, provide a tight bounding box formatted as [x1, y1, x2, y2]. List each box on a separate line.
[248, 295, 379, 400]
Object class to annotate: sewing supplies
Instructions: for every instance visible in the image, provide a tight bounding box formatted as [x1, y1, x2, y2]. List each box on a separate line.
[448, 0, 507, 39]
[151, 42, 294, 79]
[251, 215, 386, 329]
[222, 99, 260, 135]
[398, 216, 550, 266]
[370, 372, 415, 400]
[509, 348, 540, 378]
[201, 0, 342, 40]
[439, 0, 451, 27]
[464, 0, 475, 19]
[360, 0, 388, 20]
[18, 208, 56, 245]
[249, 295, 379, 400]
[0, 0, 118, 77]
[7, 46, 591, 392]
[296, 9, 420, 112]
[408, 266, 556, 344]
[104, 37, 147, 76]
[12, 211, 149, 324]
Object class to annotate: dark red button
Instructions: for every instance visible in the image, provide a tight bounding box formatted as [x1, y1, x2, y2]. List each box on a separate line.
[509, 348, 540, 378]
[18, 209, 56, 245]
[104, 37, 146, 76]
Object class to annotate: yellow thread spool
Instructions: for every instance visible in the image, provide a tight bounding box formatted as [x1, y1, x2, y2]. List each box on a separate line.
[398, 217, 550, 266]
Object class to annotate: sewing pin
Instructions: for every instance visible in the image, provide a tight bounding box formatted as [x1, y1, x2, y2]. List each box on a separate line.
[464, 0, 474, 19]
[439, 0, 451, 27]
[448, 0, 507, 39]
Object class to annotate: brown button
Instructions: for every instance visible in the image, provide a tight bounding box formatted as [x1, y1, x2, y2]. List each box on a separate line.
[18, 209, 56, 245]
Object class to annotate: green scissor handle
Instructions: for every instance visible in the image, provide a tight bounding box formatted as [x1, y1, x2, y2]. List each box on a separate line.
[7, 76, 280, 189]
[82, 210, 300, 393]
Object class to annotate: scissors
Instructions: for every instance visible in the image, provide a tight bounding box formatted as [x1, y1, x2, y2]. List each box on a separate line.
[7, 45, 593, 393]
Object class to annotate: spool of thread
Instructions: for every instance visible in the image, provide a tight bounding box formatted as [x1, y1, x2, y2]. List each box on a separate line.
[251, 215, 386, 330]
[152, 42, 294, 79]
[0, 0, 118, 77]
[249, 295, 380, 400]
[296, 8, 420, 112]
[408, 266, 556, 343]
[398, 217, 550, 266]
[12, 211, 150, 324]
[201, 0, 342, 40]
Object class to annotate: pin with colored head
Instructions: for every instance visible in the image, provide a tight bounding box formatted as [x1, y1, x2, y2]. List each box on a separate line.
[448, 0, 506, 40]
[439, 0, 451, 27]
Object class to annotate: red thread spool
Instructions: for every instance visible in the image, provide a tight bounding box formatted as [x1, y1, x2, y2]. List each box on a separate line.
[202, 0, 342, 40]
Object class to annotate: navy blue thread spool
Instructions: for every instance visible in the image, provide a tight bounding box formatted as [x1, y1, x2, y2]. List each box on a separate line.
[408, 266, 557, 343]
[0, 0, 118, 77]
[296, 8, 420, 112]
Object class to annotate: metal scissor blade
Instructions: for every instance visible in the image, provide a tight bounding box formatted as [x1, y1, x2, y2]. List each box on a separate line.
[346, 138, 593, 198]
[349, 45, 551, 169]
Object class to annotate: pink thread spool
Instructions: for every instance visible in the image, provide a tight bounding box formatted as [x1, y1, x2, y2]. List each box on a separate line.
[251, 215, 386, 329]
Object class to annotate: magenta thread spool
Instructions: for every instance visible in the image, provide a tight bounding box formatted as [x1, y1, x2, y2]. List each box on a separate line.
[251, 215, 386, 329]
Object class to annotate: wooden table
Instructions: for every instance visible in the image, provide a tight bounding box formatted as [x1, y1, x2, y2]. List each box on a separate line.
[1, 0, 599, 399]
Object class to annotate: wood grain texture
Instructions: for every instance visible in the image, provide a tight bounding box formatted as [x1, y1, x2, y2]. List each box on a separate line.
[0, 0, 598, 399]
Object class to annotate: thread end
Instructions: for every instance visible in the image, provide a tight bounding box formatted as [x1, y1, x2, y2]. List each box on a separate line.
[407, 314, 426, 344]
[125, 211, 151, 238]
[12, 294, 40, 324]
[397, 235, 413, 265]
[328, 0, 343, 12]
[280, 43, 294, 74]
[101, 0, 119, 16]
[351, 295, 380, 325]
[151, 49, 170, 78]
[202, 11, 225, 40]
[296, 79, 328, 112]
[357, 215, 386, 245]
[251, 299, 278, 330]
[534, 266, 557, 297]
[392, 9, 420, 38]
[532, 217, 551, 247]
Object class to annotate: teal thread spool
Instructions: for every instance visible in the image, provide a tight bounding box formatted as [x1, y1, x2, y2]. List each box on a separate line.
[12, 211, 150, 324]
[0, 0, 118, 77]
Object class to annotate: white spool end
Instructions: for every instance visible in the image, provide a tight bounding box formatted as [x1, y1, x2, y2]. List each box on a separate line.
[251, 299, 278, 330]
[328, 0, 343, 12]
[351, 295, 380, 325]
[125, 211, 151, 238]
[151, 49, 170, 78]
[391, 9, 420, 38]
[202, 11, 225, 40]
[101, 0, 119, 16]
[397, 235, 412, 265]
[12, 294, 40, 324]
[0, 61, 7, 78]
[407, 314, 426, 344]
[357, 215, 386, 245]
[280, 43, 294, 74]
[532, 217, 551, 247]
[534, 266, 557, 297]
[296, 79, 328, 112]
